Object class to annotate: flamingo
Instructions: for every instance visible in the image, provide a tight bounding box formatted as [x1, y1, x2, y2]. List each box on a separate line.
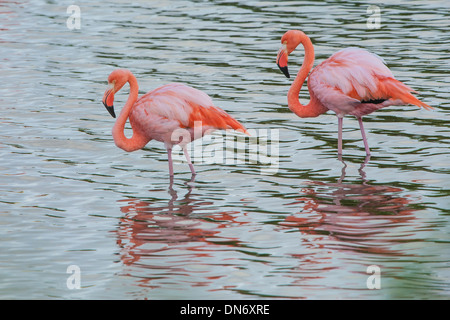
[102, 69, 247, 177]
[276, 30, 432, 156]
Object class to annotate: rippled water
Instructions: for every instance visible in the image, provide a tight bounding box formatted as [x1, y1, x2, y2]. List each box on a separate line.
[1, 0, 449, 299]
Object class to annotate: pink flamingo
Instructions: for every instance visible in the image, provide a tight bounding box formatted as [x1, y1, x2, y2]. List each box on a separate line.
[102, 69, 247, 176]
[276, 30, 432, 155]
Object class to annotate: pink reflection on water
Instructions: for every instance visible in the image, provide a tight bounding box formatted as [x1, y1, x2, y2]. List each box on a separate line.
[115, 179, 254, 292]
[113, 157, 421, 296]
[115, 178, 248, 283]
[280, 156, 417, 255]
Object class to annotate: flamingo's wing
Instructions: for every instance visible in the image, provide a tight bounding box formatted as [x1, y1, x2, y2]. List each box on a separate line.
[135, 83, 247, 132]
[308, 48, 431, 116]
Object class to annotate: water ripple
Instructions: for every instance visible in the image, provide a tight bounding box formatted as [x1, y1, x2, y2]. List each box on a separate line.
[0, 0, 449, 299]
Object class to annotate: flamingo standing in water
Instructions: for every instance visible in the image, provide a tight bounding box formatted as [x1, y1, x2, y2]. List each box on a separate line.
[276, 30, 432, 155]
[102, 69, 247, 176]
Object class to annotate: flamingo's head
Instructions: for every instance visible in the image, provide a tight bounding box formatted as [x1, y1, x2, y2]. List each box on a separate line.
[102, 69, 130, 118]
[276, 30, 306, 78]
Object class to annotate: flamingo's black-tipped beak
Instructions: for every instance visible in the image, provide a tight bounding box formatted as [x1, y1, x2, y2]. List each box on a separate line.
[103, 101, 116, 118]
[276, 46, 290, 78]
[278, 65, 290, 78]
[102, 84, 116, 118]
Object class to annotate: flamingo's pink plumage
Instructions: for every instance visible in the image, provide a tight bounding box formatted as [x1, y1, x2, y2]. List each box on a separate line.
[102, 69, 247, 177]
[276, 30, 432, 155]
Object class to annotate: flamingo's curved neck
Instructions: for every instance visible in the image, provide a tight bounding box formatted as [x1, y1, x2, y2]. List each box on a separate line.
[288, 35, 327, 118]
[112, 74, 148, 152]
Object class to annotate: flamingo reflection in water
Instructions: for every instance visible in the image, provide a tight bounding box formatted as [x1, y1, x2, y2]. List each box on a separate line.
[115, 178, 249, 289]
[280, 156, 418, 256]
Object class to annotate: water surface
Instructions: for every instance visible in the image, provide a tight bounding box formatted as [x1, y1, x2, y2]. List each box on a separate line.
[0, 0, 449, 299]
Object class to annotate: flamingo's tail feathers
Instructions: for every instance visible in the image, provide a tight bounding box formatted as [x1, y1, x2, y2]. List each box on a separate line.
[378, 76, 433, 110]
[188, 104, 249, 135]
[220, 111, 250, 135]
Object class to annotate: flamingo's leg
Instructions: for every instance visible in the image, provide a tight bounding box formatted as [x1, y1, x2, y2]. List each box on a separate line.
[167, 147, 174, 176]
[337, 116, 343, 155]
[183, 146, 196, 176]
[357, 117, 371, 156]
